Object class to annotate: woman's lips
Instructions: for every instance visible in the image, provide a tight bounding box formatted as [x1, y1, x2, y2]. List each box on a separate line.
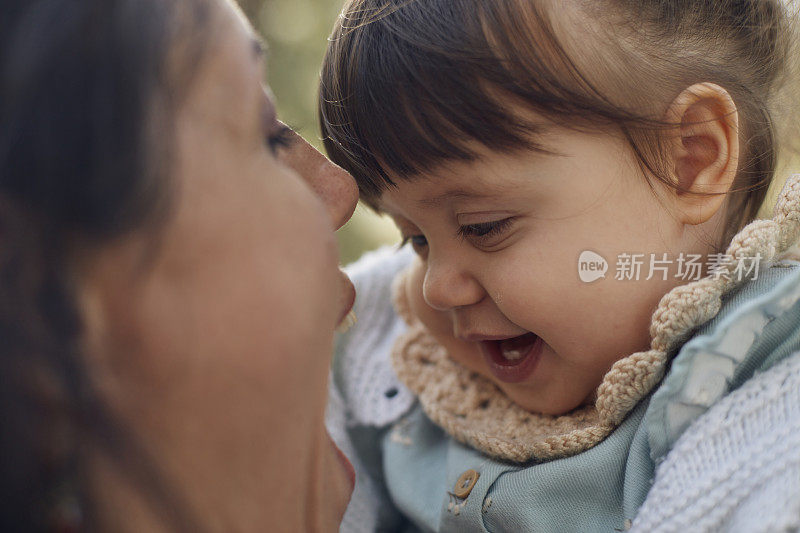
[336, 270, 357, 332]
[479, 333, 542, 383]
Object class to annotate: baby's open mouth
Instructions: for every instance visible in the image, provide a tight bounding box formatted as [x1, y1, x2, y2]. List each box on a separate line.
[496, 333, 539, 362]
[479, 333, 543, 383]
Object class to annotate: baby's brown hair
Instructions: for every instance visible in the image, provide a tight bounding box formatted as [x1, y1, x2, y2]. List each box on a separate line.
[319, 0, 799, 249]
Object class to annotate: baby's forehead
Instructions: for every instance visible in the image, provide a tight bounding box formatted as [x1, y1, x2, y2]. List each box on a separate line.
[377, 166, 532, 218]
[379, 143, 560, 201]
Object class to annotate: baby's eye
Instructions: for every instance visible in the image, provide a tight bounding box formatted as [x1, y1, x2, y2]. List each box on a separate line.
[457, 218, 514, 242]
[400, 234, 429, 256]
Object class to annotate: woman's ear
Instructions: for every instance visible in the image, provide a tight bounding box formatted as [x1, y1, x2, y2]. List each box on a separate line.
[664, 82, 740, 225]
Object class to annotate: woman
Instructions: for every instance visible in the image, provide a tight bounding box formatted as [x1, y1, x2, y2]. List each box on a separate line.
[1, 0, 357, 530]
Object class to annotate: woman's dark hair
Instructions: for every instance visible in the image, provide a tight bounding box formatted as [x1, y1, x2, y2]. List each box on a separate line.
[320, 0, 798, 249]
[0, 0, 211, 530]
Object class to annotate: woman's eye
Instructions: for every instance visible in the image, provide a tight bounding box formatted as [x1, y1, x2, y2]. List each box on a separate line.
[457, 218, 514, 243]
[266, 126, 293, 155]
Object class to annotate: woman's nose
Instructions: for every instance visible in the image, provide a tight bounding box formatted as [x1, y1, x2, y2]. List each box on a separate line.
[280, 127, 359, 230]
[422, 254, 484, 311]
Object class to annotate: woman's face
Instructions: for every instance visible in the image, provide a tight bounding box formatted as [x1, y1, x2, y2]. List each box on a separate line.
[80, 1, 358, 530]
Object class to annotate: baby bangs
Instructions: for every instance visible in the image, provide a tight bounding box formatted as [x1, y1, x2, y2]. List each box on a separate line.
[319, 0, 646, 204]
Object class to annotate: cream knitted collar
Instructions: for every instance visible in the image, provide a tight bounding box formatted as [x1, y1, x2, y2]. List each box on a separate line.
[390, 174, 800, 463]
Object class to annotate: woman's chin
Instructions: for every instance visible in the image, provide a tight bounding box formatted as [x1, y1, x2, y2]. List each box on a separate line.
[313, 434, 354, 530]
[329, 434, 355, 495]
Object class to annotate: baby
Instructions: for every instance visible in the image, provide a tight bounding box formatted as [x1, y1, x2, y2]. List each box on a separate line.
[321, 0, 800, 531]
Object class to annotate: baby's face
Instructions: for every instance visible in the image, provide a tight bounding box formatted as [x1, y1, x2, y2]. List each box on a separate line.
[381, 125, 711, 415]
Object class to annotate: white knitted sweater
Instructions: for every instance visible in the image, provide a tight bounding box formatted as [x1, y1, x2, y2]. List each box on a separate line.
[630, 349, 800, 533]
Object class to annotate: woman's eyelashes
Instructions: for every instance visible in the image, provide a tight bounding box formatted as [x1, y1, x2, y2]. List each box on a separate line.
[266, 125, 294, 155]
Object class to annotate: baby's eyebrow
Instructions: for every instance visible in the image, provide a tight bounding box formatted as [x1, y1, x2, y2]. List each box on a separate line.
[419, 189, 506, 208]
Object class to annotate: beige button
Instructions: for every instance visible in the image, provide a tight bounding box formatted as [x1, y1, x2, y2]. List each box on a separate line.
[453, 469, 480, 498]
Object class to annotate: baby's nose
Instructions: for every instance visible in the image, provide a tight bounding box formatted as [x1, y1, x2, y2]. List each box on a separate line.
[422, 257, 484, 311]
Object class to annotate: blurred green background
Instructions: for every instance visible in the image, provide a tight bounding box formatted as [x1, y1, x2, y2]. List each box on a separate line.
[236, 0, 400, 265]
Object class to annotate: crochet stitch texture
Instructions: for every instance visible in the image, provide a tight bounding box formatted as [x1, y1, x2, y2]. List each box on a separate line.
[390, 174, 800, 463]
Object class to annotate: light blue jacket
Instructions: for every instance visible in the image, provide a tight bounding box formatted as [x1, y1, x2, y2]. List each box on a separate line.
[329, 246, 800, 532]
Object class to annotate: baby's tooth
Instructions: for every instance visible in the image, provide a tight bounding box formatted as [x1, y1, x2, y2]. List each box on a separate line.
[502, 348, 522, 361]
[336, 310, 358, 334]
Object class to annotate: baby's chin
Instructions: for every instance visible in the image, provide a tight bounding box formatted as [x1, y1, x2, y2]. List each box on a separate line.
[445, 343, 598, 416]
[421, 316, 598, 416]
[501, 383, 597, 416]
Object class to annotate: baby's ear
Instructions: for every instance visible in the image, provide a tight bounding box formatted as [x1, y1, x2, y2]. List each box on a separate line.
[664, 82, 740, 225]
